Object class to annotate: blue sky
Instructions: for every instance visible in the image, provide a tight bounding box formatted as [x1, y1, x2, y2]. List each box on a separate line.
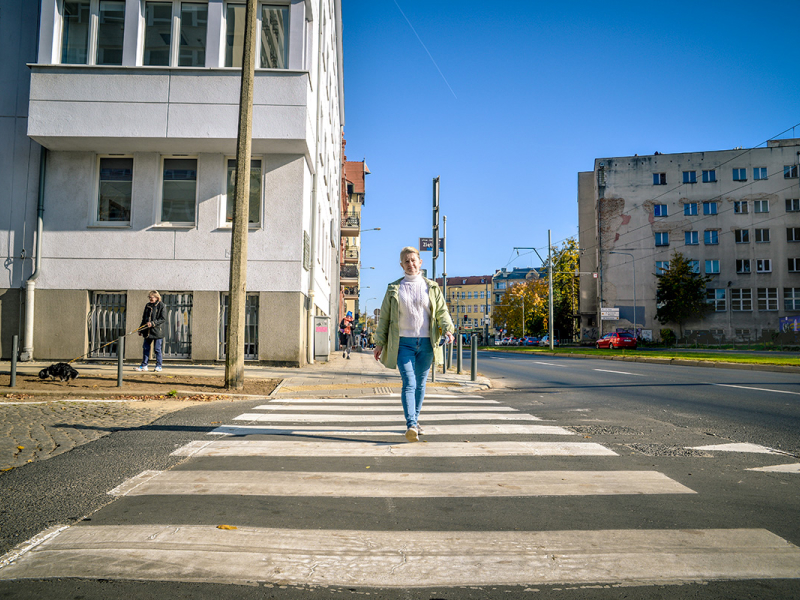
[340, 0, 800, 308]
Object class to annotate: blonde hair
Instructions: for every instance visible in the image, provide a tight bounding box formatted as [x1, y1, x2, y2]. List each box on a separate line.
[399, 246, 420, 262]
[148, 290, 162, 302]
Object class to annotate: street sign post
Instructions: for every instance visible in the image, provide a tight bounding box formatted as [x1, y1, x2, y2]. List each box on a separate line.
[601, 308, 620, 321]
[419, 237, 444, 252]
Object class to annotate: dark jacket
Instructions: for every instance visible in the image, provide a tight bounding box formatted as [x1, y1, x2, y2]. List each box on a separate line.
[140, 301, 166, 340]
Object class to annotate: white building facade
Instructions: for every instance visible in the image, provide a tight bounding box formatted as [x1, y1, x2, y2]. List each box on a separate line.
[2, 0, 344, 365]
[579, 139, 800, 343]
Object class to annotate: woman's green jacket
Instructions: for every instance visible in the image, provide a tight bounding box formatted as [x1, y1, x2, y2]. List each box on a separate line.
[374, 277, 455, 370]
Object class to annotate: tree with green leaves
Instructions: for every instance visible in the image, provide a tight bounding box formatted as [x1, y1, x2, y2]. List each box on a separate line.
[655, 251, 712, 337]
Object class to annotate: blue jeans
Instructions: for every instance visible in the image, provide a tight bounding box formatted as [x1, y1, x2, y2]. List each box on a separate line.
[141, 338, 163, 368]
[397, 337, 434, 429]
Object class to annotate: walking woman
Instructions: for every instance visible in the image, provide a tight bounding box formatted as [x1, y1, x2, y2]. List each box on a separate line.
[136, 290, 166, 372]
[374, 247, 455, 442]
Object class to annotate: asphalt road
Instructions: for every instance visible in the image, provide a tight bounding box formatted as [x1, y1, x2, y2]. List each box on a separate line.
[1, 355, 799, 599]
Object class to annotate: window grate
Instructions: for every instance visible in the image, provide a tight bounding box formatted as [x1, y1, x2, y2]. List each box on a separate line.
[162, 293, 193, 358]
[219, 293, 259, 360]
[88, 292, 127, 358]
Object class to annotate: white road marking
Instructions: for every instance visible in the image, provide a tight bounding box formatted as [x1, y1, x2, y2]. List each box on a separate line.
[532, 361, 567, 367]
[109, 470, 691, 498]
[593, 369, 643, 376]
[710, 383, 800, 396]
[690, 443, 789, 455]
[172, 440, 613, 458]
[268, 397, 497, 404]
[209, 424, 575, 436]
[747, 463, 800, 473]
[251, 405, 517, 412]
[5, 526, 797, 586]
[233, 412, 542, 422]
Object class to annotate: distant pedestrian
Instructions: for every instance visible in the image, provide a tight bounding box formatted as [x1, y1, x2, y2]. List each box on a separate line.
[368, 331, 375, 349]
[136, 291, 166, 372]
[374, 246, 454, 442]
[339, 311, 355, 359]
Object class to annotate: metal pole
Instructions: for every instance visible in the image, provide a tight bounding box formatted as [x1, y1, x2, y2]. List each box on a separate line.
[548, 229, 554, 350]
[456, 332, 463, 374]
[10, 335, 18, 387]
[442, 215, 447, 375]
[470, 334, 477, 381]
[432, 178, 439, 383]
[117, 335, 124, 387]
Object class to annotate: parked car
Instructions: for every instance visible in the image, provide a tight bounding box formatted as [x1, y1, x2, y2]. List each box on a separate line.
[538, 335, 559, 347]
[522, 336, 539, 346]
[500, 337, 512, 346]
[595, 332, 637, 349]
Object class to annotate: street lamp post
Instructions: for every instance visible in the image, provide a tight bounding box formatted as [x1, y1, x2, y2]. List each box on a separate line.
[608, 251, 636, 332]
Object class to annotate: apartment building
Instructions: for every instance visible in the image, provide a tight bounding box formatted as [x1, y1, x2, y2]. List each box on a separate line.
[578, 139, 800, 342]
[1, 0, 344, 365]
[341, 159, 369, 320]
[437, 275, 493, 334]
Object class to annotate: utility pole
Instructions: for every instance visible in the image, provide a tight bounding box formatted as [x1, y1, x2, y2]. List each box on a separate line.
[432, 177, 440, 382]
[225, 0, 257, 390]
[548, 229, 554, 350]
[442, 215, 447, 374]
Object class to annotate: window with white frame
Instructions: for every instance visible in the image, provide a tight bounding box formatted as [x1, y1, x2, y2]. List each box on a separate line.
[734, 200, 748, 214]
[225, 3, 289, 69]
[143, 1, 208, 67]
[702, 169, 716, 183]
[704, 230, 718, 245]
[757, 288, 777, 311]
[705, 260, 720, 274]
[59, 0, 126, 65]
[685, 231, 698, 245]
[734, 229, 749, 244]
[684, 202, 698, 216]
[703, 201, 717, 215]
[736, 259, 750, 274]
[225, 158, 262, 225]
[655, 232, 669, 246]
[653, 204, 668, 216]
[706, 289, 726, 311]
[683, 171, 697, 184]
[789, 258, 800, 272]
[732, 168, 747, 182]
[784, 165, 799, 179]
[786, 198, 800, 212]
[755, 228, 770, 243]
[785, 288, 800, 310]
[754, 167, 767, 180]
[653, 173, 666, 185]
[753, 200, 769, 213]
[160, 158, 197, 224]
[96, 157, 133, 223]
[688, 260, 699, 274]
[788, 228, 800, 242]
[656, 261, 670, 275]
[756, 259, 772, 273]
[731, 288, 752, 311]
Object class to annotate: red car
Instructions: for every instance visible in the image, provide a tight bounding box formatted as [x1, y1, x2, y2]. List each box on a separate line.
[596, 332, 637, 349]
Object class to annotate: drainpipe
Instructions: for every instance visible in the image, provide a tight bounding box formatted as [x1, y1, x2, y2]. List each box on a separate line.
[20, 147, 46, 361]
[306, 0, 325, 365]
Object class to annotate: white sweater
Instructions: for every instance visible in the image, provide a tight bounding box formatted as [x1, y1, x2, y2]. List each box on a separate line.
[398, 274, 431, 338]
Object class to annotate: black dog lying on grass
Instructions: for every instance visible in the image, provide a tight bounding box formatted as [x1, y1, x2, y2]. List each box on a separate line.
[38, 362, 79, 383]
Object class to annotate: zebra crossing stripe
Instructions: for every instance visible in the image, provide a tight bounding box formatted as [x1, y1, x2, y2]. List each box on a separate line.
[172, 440, 615, 458]
[209, 424, 576, 436]
[4, 526, 797, 586]
[109, 470, 690, 497]
[269, 397, 498, 404]
[250, 405, 518, 412]
[232, 412, 542, 422]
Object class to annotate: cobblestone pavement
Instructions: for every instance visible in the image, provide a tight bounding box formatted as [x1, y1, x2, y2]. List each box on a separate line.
[0, 400, 190, 471]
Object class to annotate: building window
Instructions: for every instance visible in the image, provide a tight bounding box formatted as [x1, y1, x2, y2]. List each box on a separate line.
[753, 200, 769, 213]
[144, 1, 208, 67]
[789, 258, 800, 272]
[734, 201, 748, 214]
[160, 158, 197, 224]
[653, 204, 668, 217]
[734, 229, 749, 244]
[702, 170, 716, 183]
[735, 328, 752, 341]
[788, 228, 800, 242]
[60, 1, 91, 64]
[688, 260, 699, 274]
[732, 168, 747, 182]
[704, 230, 718, 245]
[731, 289, 752, 311]
[653, 173, 666, 185]
[703, 201, 718, 215]
[756, 259, 772, 273]
[755, 228, 770, 243]
[706, 289, 726, 312]
[705, 260, 720, 274]
[757, 288, 778, 311]
[96, 157, 133, 223]
[785, 165, 799, 179]
[684, 203, 698, 216]
[225, 3, 289, 69]
[685, 231, 698, 245]
[656, 261, 670, 275]
[467, 291, 472, 299]
[785, 288, 800, 310]
[226, 158, 262, 224]
[754, 167, 767, 180]
[655, 232, 669, 246]
[683, 171, 697, 184]
[59, 0, 125, 65]
[480, 291, 485, 299]
[495, 282, 506, 290]
[786, 198, 800, 212]
[736, 259, 751, 274]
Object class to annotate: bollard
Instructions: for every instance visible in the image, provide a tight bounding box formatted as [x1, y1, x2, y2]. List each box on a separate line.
[471, 334, 477, 381]
[447, 340, 453, 370]
[117, 335, 125, 387]
[10, 335, 18, 388]
[456, 334, 463, 374]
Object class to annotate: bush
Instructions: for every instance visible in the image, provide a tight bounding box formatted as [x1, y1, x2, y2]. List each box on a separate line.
[660, 329, 676, 346]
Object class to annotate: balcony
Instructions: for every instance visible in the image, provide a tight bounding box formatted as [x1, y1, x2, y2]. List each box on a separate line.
[343, 247, 359, 263]
[341, 213, 360, 236]
[340, 265, 359, 282]
[28, 66, 312, 154]
[343, 286, 358, 297]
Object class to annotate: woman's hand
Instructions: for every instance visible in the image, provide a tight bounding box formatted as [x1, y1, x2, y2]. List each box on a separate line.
[444, 332, 455, 344]
[373, 345, 383, 361]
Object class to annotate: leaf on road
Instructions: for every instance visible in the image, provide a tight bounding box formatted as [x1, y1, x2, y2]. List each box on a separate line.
[217, 524, 238, 530]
